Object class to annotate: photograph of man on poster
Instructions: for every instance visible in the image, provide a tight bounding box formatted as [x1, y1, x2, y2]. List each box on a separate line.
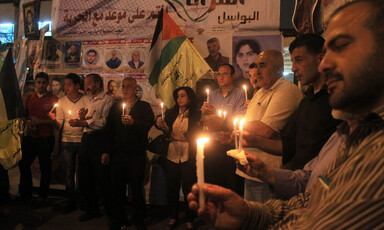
[106, 49, 122, 69]
[64, 42, 81, 67]
[23, 2, 39, 37]
[128, 50, 144, 69]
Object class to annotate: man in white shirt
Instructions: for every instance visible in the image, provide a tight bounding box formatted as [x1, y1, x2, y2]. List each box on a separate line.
[48, 73, 87, 214]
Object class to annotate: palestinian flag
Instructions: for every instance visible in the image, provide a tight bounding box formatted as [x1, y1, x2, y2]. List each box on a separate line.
[145, 9, 213, 108]
[0, 47, 23, 170]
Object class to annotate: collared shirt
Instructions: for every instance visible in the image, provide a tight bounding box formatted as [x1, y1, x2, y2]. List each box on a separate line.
[238, 78, 302, 181]
[204, 53, 229, 71]
[209, 86, 246, 117]
[167, 109, 190, 163]
[282, 85, 341, 170]
[83, 91, 114, 133]
[242, 105, 384, 229]
[273, 122, 348, 199]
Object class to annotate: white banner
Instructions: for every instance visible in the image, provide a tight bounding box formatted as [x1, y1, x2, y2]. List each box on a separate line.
[52, 0, 280, 40]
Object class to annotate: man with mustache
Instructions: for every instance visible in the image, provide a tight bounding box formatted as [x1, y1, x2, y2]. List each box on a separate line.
[204, 38, 229, 71]
[69, 73, 114, 223]
[188, 0, 384, 228]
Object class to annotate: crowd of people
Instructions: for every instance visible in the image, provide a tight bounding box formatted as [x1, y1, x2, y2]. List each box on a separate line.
[0, 0, 383, 230]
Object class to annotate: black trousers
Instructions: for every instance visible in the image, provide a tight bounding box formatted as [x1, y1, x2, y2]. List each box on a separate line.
[0, 164, 10, 204]
[110, 154, 147, 226]
[163, 158, 196, 222]
[19, 135, 54, 199]
[78, 132, 111, 215]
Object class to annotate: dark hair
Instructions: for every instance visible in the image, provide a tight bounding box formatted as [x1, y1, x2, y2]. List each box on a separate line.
[65, 73, 81, 85]
[289, 33, 325, 55]
[27, 10, 32, 16]
[107, 79, 116, 87]
[35, 72, 49, 81]
[86, 73, 104, 90]
[207, 37, 219, 44]
[249, 62, 257, 70]
[235, 39, 261, 55]
[87, 49, 97, 56]
[52, 77, 61, 84]
[329, 0, 384, 47]
[172, 87, 197, 112]
[218, 63, 235, 75]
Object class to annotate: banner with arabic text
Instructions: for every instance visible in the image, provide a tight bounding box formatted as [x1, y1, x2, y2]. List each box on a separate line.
[52, 0, 280, 40]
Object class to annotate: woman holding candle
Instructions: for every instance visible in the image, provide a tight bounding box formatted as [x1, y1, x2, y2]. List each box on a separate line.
[156, 87, 201, 230]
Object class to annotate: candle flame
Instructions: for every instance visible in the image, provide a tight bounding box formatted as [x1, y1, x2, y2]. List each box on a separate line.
[161, 102, 164, 108]
[239, 118, 246, 129]
[218, 110, 222, 117]
[68, 110, 71, 115]
[206, 89, 209, 94]
[223, 111, 227, 119]
[233, 118, 239, 126]
[197, 137, 210, 145]
[123, 103, 126, 108]
[54, 103, 58, 107]
[243, 85, 247, 90]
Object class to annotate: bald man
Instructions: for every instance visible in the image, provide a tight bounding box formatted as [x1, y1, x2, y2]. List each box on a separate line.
[240, 50, 303, 202]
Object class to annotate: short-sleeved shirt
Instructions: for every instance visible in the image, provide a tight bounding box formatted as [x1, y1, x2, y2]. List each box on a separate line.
[238, 77, 303, 181]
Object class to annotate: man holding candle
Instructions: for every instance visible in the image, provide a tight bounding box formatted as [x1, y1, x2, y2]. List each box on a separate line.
[201, 63, 246, 195]
[239, 50, 302, 202]
[68, 73, 114, 222]
[19, 72, 58, 203]
[48, 73, 87, 213]
[188, 1, 384, 228]
[104, 77, 154, 230]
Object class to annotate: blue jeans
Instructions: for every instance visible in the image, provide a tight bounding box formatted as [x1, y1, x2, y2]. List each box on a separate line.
[61, 142, 80, 198]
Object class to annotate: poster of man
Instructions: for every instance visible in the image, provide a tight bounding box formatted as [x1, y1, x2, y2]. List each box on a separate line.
[23, 2, 39, 37]
[27, 40, 38, 68]
[128, 50, 144, 69]
[64, 41, 81, 67]
[44, 41, 62, 69]
[105, 49, 122, 69]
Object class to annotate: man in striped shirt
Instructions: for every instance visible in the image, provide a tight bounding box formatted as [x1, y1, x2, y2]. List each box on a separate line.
[188, 0, 384, 229]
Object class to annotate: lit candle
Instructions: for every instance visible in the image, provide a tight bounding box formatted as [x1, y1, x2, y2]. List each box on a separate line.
[161, 102, 164, 119]
[239, 118, 246, 151]
[68, 110, 72, 119]
[233, 118, 238, 149]
[218, 110, 222, 117]
[206, 89, 210, 103]
[49, 103, 58, 113]
[196, 137, 209, 209]
[243, 85, 248, 101]
[223, 111, 227, 119]
[122, 103, 126, 115]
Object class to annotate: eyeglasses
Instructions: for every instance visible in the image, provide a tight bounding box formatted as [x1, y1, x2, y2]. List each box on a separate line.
[214, 72, 231, 77]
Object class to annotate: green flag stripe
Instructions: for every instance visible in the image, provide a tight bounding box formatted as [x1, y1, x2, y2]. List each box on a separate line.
[148, 36, 187, 86]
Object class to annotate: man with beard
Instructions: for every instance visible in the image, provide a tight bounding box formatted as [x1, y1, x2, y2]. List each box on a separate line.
[187, 0, 384, 228]
[65, 44, 80, 64]
[69, 73, 114, 222]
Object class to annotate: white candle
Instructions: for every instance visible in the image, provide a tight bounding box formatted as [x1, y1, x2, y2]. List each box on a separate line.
[49, 103, 58, 113]
[233, 118, 239, 149]
[206, 89, 210, 103]
[122, 103, 126, 115]
[218, 110, 222, 117]
[243, 85, 248, 101]
[68, 110, 72, 119]
[161, 102, 164, 119]
[223, 111, 227, 119]
[239, 118, 246, 151]
[196, 137, 209, 209]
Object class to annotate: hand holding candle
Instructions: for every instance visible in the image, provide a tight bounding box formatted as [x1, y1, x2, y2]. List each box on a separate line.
[196, 137, 209, 209]
[49, 103, 58, 113]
